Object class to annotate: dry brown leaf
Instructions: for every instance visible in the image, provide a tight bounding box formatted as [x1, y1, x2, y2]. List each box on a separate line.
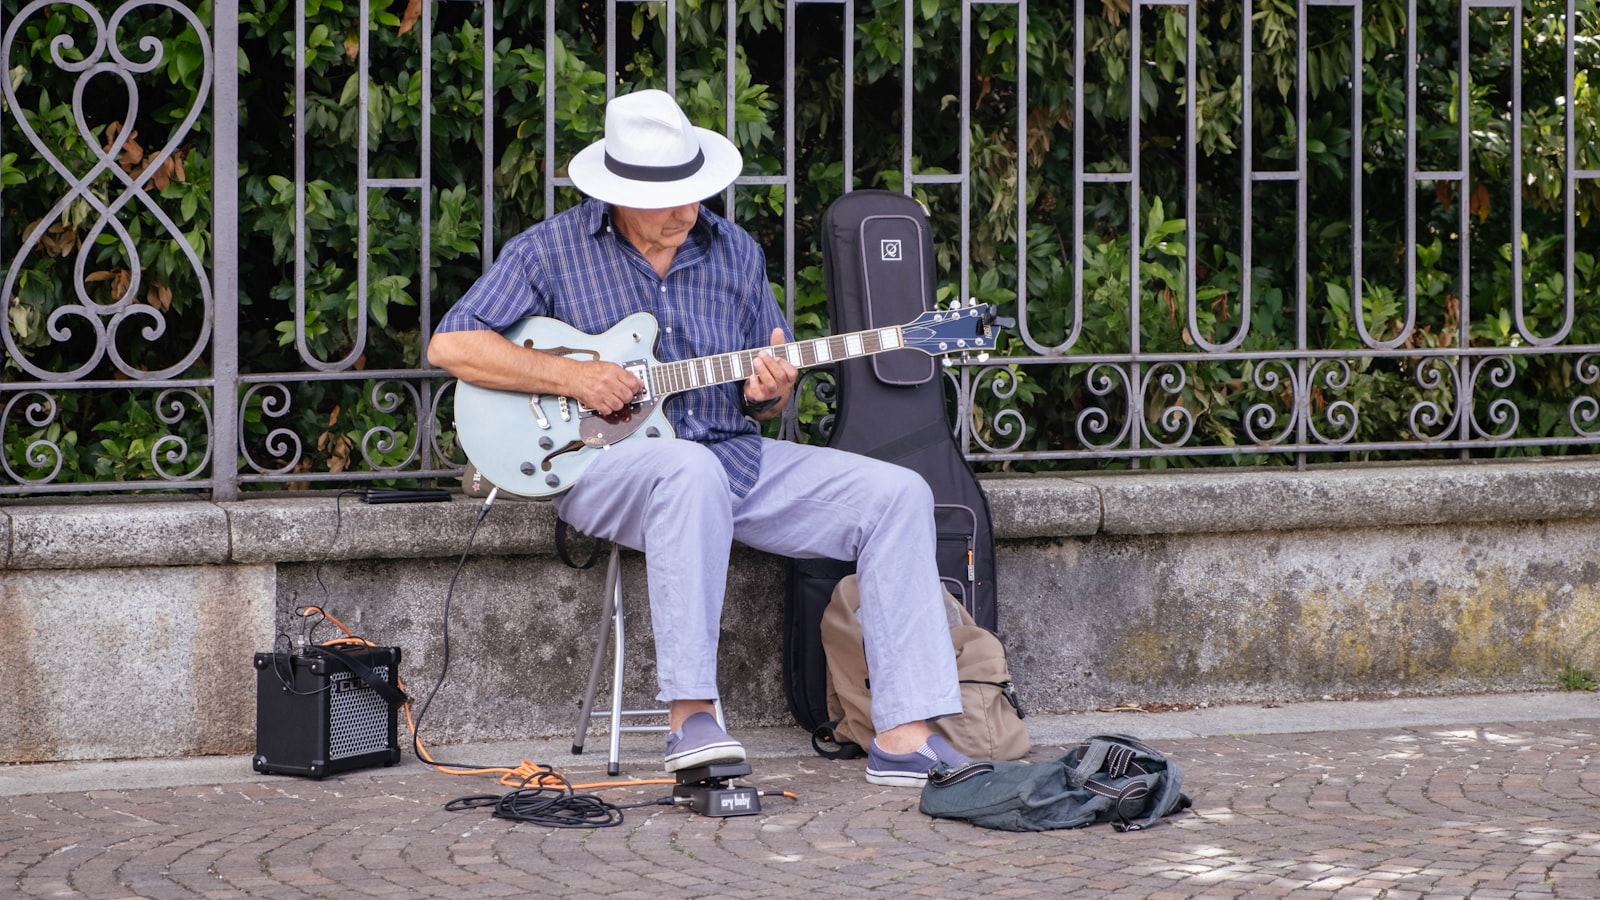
[287, 458, 313, 491]
[38, 221, 78, 257]
[122, 138, 144, 169]
[1470, 183, 1491, 223]
[326, 434, 352, 473]
[398, 0, 422, 36]
[149, 156, 175, 191]
[146, 281, 172, 312]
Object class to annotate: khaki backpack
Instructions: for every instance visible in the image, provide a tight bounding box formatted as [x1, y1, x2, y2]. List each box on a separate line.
[818, 574, 1030, 761]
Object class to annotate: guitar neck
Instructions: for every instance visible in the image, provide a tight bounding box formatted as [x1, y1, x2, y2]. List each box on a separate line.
[648, 326, 907, 397]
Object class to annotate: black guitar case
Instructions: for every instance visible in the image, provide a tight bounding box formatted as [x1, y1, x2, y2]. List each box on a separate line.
[782, 189, 999, 734]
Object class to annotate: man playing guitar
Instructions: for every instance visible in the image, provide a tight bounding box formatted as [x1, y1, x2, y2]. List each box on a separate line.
[429, 89, 971, 786]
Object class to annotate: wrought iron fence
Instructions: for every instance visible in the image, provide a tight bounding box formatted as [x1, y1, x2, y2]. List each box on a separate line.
[1, 0, 1596, 500]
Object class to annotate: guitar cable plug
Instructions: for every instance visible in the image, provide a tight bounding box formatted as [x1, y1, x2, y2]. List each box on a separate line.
[476, 487, 499, 524]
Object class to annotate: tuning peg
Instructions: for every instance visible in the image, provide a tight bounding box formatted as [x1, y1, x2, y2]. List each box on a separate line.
[942, 357, 955, 368]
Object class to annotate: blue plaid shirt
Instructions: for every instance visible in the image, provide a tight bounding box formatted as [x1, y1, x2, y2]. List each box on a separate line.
[437, 198, 790, 498]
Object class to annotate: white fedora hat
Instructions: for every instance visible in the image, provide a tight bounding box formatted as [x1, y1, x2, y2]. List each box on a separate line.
[567, 89, 743, 209]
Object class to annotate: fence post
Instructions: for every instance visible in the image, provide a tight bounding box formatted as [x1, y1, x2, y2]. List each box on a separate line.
[212, 0, 239, 501]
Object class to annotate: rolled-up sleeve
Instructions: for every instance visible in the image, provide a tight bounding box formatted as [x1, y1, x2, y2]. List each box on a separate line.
[435, 234, 550, 333]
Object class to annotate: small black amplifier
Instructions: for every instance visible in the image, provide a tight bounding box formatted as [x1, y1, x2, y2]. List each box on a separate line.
[252, 645, 403, 778]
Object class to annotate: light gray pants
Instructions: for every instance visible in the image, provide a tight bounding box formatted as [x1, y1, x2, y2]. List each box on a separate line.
[553, 436, 962, 732]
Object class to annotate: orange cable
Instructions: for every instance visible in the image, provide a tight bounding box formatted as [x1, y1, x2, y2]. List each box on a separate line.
[300, 609, 718, 794]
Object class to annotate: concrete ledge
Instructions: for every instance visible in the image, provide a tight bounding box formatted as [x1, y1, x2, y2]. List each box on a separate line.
[225, 495, 560, 564]
[982, 475, 1102, 538]
[4, 459, 1597, 569]
[6, 500, 231, 569]
[1087, 458, 1600, 536]
[4, 458, 1600, 763]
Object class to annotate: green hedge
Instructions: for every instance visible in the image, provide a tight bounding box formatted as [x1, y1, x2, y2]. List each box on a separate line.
[1, 0, 1596, 487]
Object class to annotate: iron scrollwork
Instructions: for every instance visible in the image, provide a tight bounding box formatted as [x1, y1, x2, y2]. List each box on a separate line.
[0, 0, 214, 383]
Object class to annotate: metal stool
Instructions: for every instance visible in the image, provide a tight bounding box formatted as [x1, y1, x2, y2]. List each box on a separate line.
[570, 542, 724, 775]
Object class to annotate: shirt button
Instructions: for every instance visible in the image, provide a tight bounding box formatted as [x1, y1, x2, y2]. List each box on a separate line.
[660, 285, 667, 293]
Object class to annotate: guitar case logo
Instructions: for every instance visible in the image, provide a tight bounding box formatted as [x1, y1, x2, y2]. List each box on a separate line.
[879, 239, 902, 262]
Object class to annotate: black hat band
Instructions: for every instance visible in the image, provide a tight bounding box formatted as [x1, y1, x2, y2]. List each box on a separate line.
[604, 147, 706, 183]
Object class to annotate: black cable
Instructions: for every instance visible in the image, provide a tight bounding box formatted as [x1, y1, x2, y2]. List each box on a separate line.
[266, 633, 332, 697]
[409, 490, 511, 773]
[408, 490, 643, 828]
[612, 796, 677, 811]
[307, 490, 365, 625]
[492, 786, 626, 827]
[269, 490, 366, 697]
[444, 763, 636, 828]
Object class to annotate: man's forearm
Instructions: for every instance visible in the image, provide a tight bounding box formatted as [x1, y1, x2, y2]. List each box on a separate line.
[428, 329, 568, 394]
[430, 327, 644, 415]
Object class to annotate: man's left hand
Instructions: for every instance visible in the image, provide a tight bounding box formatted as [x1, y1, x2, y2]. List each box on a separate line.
[744, 327, 797, 419]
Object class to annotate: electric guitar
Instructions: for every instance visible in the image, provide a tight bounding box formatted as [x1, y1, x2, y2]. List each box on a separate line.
[452, 303, 1006, 498]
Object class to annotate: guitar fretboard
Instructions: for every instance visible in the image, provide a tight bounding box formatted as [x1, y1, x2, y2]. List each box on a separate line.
[649, 326, 906, 396]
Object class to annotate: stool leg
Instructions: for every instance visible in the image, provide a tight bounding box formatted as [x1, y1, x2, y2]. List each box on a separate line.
[606, 563, 626, 776]
[571, 543, 621, 755]
[573, 543, 675, 777]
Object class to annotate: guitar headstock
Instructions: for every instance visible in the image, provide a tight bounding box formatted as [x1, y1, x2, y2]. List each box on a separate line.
[900, 300, 1011, 363]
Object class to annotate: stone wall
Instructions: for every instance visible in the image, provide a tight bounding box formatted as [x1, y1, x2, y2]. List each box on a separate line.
[4, 459, 1600, 762]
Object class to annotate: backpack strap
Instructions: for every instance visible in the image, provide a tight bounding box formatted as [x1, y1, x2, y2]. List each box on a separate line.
[1102, 741, 1137, 778]
[555, 517, 604, 569]
[1105, 780, 1155, 832]
[1073, 735, 1192, 830]
[928, 760, 996, 786]
[959, 678, 1027, 718]
[1072, 735, 1155, 782]
[810, 721, 866, 760]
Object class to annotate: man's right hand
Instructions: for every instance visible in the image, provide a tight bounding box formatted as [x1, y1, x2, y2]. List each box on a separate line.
[574, 358, 645, 416]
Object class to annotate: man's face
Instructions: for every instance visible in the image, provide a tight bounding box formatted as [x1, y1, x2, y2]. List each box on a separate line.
[613, 202, 700, 253]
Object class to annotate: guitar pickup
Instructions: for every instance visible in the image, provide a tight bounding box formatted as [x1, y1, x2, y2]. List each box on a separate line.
[625, 361, 652, 400]
[573, 360, 654, 417]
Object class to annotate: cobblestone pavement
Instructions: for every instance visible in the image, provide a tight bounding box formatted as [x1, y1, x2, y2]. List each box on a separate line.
[3, 698, 1599, 898]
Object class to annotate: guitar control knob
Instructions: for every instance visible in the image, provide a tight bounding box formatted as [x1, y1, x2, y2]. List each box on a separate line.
[646, 427, 661, 438]
[520, 462, 535, 476]
[546, 474, 561, 488]
[538, 436, 554, 450]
